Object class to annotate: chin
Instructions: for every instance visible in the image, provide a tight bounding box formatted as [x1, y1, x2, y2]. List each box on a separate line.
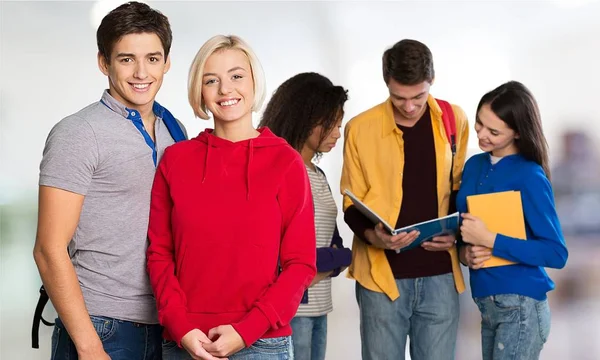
[129, 94, 155, 105]
[403, 112, 420, 120]
[478, 142, 491, 150]
[214, 115, 245, 123]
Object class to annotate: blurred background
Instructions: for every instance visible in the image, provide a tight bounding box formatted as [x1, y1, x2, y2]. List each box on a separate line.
[2, 0, 600, 359]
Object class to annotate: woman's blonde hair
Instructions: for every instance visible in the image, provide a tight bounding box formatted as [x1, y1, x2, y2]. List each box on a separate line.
[188, 35, 266, 120]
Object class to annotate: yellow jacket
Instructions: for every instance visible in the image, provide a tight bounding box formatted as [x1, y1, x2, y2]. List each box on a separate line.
[340, 95, 469, 300]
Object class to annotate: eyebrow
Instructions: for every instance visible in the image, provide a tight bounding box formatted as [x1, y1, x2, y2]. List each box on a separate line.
[203, 66, 247, 77]
[115, 52, 163, 58]
[391, 91, 426, 100]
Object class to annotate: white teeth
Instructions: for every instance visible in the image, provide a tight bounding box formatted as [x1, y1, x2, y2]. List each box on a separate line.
[132, 84, 149, 89]
[219, 99, 239, 106]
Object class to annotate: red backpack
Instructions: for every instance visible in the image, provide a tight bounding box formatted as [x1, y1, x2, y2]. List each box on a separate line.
[435, 99, 457, 191]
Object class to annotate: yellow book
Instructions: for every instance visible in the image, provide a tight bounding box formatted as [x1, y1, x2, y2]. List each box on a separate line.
[466, 190, 526, 268]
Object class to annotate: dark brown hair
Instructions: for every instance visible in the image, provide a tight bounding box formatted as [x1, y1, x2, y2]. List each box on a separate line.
[477, 81, 551, 178]
[382, 39, 434, 85]
[96, 1, 172, 63]
[259, 72, 348, 157]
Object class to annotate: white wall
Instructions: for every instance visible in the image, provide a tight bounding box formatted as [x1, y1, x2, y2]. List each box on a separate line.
[2, 1, 600, 359]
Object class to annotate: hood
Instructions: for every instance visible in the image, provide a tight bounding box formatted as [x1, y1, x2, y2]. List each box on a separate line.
[192, 127, 289, 200]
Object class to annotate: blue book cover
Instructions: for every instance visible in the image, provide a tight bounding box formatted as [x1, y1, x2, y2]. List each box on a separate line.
[391, 212, 459, 253]
[345, 190, 459, 253]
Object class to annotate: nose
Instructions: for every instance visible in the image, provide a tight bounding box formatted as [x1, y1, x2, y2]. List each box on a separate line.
[134, 61, 148, 79]
[218, 79, 233, 95]
[403, 101, 415, 113]
[477, 128, 488, 140]
[332, 127, 341, 139]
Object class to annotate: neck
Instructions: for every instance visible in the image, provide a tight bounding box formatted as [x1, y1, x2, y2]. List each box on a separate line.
[300, 145, 316, 170]
[140, 108, 156, 129]
[213, 114, 259, 142]
[491, 144, 519, 158]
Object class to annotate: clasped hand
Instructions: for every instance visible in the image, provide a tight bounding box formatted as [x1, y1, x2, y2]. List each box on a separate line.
[181, 325, 245, 360]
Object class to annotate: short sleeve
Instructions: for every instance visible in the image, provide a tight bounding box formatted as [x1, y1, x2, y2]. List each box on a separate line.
[39, 115, 99, 195]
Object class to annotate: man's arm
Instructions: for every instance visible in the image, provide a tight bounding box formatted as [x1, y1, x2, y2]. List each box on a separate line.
[340, 122, 418, 250]
[33, 186, 109, 359]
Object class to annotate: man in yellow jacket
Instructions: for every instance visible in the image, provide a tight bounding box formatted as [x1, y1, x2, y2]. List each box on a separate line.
[341, 39, 469, 360]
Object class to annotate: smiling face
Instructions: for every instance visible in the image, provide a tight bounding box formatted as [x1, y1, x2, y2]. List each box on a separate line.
[98, 32, 170, 113]
[200, 49, 255, 124]
[387, 79, 431, 123]
[475, 103, 520, 157]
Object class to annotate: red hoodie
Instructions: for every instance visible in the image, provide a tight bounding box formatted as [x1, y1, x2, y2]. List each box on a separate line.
[147, 127, 316, 348]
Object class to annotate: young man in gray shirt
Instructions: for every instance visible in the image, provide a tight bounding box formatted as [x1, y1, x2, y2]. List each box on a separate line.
[33, 2, 187, 359]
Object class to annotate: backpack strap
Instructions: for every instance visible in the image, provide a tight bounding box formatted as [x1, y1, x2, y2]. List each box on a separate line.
[435, 99, 457, 190]
[436, 99, 457, 156]
[31, 285, 54, 348]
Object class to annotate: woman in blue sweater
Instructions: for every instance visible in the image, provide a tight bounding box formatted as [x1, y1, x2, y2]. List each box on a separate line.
[457, 81, 568, 360]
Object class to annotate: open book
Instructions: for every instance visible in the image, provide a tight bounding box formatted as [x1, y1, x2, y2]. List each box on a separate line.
[345, 190, 459, 253]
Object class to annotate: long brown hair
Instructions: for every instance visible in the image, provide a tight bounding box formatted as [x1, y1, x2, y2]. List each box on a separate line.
[477, 81, 551, 178]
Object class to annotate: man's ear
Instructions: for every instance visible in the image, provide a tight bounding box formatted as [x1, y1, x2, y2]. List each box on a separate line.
[430, 77, 435, 86]
[515, 132, 520, 140]
[98, 52, 110, 76]
[164, 55, 171, 74]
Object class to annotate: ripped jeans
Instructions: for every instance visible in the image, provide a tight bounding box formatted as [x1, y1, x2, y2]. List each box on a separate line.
[474, 294, 551, 360]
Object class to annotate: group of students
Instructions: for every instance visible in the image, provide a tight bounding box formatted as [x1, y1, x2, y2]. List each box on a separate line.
[32, 2, 568, 360]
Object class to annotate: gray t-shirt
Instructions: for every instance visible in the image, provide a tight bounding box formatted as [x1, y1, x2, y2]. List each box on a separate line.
[39, 90, 183, 324]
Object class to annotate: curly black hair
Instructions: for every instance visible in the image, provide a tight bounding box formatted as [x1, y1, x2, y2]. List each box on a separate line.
[259, 72, 348, 157]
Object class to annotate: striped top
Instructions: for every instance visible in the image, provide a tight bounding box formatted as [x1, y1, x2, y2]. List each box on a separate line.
[295, 164, 338, 317]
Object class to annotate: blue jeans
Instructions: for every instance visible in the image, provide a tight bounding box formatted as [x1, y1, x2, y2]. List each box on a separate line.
[355, 273, 459, 360]
[51, 315, 162, 360]
[474, 295, 551, 360]
[162, 336, 294, 360]
[290, 315, 327, 360]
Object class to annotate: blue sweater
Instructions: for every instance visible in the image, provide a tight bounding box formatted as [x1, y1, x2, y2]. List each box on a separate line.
[456, 153, 568, 301]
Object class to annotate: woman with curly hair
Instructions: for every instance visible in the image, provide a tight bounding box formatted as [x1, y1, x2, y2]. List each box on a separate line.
[260, 72, 352, 360]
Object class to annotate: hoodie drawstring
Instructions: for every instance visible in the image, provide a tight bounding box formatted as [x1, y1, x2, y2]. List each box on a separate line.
[246, 140, 254, 200]
[202, 136, 211, 183]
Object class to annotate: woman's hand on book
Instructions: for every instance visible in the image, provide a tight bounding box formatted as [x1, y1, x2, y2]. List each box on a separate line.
[461, 245, 493, 270]
[460, 213, 496, 248]
[366, 223, 419, 251]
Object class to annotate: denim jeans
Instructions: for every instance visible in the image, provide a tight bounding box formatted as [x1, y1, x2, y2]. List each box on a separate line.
[290, 315, 327, 360]
[355, 272, 460, 360]
[162, 336, 294, 360]
[50, 315, 162, 360]
[474, 294, 551, 360]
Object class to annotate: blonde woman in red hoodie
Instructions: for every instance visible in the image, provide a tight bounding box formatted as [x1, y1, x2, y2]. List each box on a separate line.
[147, 35, 317, 360]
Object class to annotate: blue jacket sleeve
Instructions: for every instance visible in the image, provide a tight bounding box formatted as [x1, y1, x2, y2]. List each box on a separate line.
[301, 225, 353, 303]
[315, 225, 352, 276]
[492, 167, 568, 269]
